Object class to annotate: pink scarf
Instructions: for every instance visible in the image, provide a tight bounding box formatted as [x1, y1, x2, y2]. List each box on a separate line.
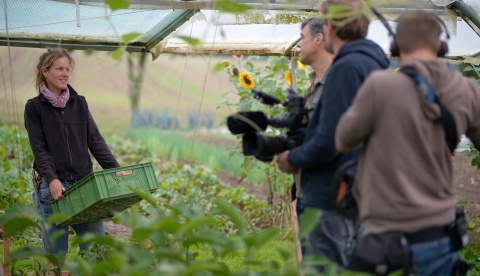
[39, 83, 70, 108]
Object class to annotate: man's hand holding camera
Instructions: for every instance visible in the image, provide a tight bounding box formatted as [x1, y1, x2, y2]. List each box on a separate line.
[276, 150, 298, 174]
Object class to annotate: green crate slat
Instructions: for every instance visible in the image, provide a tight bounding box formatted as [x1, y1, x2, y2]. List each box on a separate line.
[51, 162, 159, 226]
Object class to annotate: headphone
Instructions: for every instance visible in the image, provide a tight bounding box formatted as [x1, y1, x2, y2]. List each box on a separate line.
[371, 7, 450, 58]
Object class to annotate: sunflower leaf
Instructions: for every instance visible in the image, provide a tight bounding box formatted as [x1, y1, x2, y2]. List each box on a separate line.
[214, 0, 251, 13]
[105, 0, 130, 11]
[177, 36, 202, 47]
[122, 32, 141, 44]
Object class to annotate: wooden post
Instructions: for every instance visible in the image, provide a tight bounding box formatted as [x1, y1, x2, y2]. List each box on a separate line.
[290, 200, 302, 265]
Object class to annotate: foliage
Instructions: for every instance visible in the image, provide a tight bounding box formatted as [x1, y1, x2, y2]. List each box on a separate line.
[0, 124, 295, 273]
[1, 199, 301, 275]
[460, 143, 480, 274]
[125, 127, 269, 184]
[216, 55, 311, 229]
[146, 163, 274, 233]
[459, 58, 480, 86]
[0, 124, 34, 209]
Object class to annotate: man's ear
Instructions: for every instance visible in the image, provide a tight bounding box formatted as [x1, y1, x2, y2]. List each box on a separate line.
[324, 21, 334, 36]
[315, 33, 324, 45]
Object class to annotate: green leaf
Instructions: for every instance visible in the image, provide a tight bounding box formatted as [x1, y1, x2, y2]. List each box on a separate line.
[213, 198, 247, 235]
[112, 45, 126, 61]
[328, 4, 352, 15]
[4, 217, 36, 237]
[462, 64, 475, 72]
[184, 262, 230, 274]
[0, 204, 40, 223]
[298, 208, 322, 239]
[122, 32, 141, 44]
[214, 0, 251, 13]
[243, 228, 277, 248]
[178, 216, 216, 236]
[183, 231, 229, 247]
[105, 0, 130, 11]
[47, 213, 70, 225]
[177, 36, 202, 47]
[130, 186, 158, 208]
[9, 246, 50, 262]
[213, 60, 231, 72]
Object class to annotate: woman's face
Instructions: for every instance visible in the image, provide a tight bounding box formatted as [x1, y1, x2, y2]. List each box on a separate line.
[42, 57, 71, 95]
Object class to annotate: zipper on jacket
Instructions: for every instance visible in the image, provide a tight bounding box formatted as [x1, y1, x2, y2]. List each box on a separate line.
[62, 110, 74, 180]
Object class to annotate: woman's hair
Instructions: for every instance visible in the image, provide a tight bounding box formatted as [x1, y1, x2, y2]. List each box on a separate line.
[35, 48, 74, 90]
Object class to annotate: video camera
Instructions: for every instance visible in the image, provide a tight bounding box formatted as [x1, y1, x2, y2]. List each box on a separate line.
[226, 88, 307, 162]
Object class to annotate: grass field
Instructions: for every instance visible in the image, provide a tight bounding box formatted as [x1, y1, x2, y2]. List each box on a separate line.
[0, 47, 239, 131]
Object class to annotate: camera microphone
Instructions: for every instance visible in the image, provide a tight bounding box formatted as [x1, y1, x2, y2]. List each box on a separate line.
[226, 111, 269, 135]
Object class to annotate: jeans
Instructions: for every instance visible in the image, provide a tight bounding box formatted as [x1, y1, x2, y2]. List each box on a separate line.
[305, 208, 363, 267]
[410, 236, 458, 276]
[34, 178, 105, 255]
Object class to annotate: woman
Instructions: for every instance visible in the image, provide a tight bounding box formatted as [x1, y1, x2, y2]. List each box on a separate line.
[24, 48, 124, 255]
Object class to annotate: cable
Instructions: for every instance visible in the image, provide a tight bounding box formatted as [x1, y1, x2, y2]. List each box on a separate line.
[188, 10, 220, 160]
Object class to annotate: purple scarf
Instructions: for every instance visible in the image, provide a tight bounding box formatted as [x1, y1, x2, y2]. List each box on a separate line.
[39, 83, 70, 108]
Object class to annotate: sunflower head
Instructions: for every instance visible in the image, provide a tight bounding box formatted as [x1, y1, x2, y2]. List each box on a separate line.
[297, 60, 306, 70]
[239, 72, 255, 90]
[284, 71, 292, 85]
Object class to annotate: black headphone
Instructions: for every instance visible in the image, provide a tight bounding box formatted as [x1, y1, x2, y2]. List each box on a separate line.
[371, 7, 450, 58]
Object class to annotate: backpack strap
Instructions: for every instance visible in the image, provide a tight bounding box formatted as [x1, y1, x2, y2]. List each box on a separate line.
[399, 66, 458, 153]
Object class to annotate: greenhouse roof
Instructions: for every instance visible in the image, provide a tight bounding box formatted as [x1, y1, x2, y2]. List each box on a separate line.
[1, 0, 479, 59]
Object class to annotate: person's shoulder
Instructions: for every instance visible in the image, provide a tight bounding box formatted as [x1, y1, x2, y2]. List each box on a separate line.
[362, 70, 408, 92]
[25, 94, 41, 105]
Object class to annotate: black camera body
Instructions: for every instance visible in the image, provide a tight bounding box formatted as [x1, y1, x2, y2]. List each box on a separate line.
[226, 88, 307, 162]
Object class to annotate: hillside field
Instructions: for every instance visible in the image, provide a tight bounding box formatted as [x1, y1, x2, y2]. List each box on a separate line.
[0, 47, 240, 130]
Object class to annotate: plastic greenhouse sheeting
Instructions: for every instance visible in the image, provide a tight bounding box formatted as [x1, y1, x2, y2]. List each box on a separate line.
[0, 0, 479, 58]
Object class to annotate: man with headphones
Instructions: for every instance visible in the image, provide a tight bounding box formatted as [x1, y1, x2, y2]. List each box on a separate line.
[336, 10, 478, 275]
[276, 0, 389, 269]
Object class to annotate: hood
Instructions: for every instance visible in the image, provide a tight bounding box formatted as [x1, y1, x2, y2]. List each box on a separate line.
[335, 38, 390, 69]
[400, 59, 461, 121]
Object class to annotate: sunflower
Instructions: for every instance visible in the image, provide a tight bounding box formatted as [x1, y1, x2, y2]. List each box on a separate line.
[285, 71, 292, 85]
[285, 71, 300, 85]
[297, 60, 306, 70]
[239, 72, 255, 89]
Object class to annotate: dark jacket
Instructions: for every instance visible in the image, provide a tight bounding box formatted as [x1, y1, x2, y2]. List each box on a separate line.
[24, 84, 120, 184]
[288, 39, 390, 210]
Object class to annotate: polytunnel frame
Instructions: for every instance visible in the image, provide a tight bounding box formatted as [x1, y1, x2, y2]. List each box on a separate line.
[0, 0, 479, 59]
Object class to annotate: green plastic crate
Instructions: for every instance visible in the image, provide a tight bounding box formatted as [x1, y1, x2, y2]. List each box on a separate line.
[52, 162, 158, 226]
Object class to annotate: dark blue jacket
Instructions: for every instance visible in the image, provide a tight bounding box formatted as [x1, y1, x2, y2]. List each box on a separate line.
[288, 39, 389, 210]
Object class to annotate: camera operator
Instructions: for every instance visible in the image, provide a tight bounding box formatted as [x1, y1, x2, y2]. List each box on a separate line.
[291, 17, 333, 255]
[276, 0, 389, 268]
[336, 10, 478, 275]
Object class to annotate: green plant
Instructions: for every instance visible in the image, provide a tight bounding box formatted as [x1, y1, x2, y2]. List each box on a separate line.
[0, 124, 33, 209]
[1, 197, 310, 275]
[216, 55, 311, 230]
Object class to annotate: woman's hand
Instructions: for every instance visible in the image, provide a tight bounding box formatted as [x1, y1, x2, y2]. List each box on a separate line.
[116, 171, 128, 176]
[49, 179, 65, 200]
